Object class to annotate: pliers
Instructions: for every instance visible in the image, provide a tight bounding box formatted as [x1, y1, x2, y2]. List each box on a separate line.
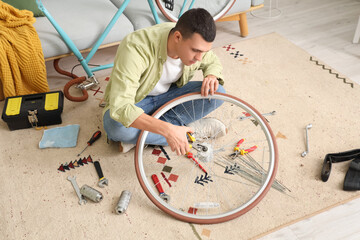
[230, 138, 257, 159]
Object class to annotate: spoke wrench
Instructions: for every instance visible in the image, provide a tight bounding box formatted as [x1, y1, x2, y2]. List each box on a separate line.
[301, 124, 312, 157]
[151, 174, 170, 202]
[67, 176, 87, 205]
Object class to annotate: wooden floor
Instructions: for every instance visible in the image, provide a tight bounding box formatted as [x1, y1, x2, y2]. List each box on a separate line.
[45, 0, 360, 239]
[215, 0, 360, 85]
[215, 0, 360, 239]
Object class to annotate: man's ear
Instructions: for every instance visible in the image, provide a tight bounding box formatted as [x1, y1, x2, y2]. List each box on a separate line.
[173, 30, 182, 43]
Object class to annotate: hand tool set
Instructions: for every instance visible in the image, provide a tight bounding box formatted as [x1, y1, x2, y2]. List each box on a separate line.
[65, 158, 131, 213]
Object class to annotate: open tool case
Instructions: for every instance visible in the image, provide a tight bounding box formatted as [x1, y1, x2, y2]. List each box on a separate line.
[1, 91, 64, 131]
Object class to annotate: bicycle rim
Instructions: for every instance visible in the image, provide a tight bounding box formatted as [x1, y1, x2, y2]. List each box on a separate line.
[135, 92, 278, 224]
[156, 0, 236, 22]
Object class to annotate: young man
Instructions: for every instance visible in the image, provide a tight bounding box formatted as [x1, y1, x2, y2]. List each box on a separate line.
[103, 8, 226, 155]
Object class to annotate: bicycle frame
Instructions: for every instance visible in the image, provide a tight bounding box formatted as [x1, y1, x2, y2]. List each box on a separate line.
[36, 0, 161, 90]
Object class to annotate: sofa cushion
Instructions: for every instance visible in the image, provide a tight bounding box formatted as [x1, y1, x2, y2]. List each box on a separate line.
[2, 0, 45, 17]
[110, 0, 168, 30]
[224, 0, 251, 16]
[34, 0, 134, 59]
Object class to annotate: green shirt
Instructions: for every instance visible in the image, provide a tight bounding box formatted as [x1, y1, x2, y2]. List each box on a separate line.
[104, 22, 224, 127]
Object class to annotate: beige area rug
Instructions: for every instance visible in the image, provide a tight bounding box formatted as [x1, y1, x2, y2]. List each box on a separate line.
[1, 32, 359, 240]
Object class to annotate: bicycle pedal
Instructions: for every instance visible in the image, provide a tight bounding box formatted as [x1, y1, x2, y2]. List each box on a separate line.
[164, 0, 174, 11]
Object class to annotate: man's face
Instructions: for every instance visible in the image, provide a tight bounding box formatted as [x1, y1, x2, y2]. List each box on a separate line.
[175, 32, 213, 66]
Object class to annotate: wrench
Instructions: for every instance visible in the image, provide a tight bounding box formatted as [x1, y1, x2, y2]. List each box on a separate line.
[67, 176, 87, 205]
[239, 111, 276, 120]
[151, 174, 170, 202]
[94, 161, 109, 188]
[301, 124, 312, 157]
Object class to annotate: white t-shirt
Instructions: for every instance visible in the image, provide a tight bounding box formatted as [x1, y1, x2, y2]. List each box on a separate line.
[148, 55, 183, 96]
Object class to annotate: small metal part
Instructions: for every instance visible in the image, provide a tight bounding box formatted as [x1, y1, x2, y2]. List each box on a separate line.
[194, 202, 220, 209]
[239, 110, 276, 120]
[115, 190, 132, 214]
[67, 176, 87, 205]
[196, 143, 213, 163]
[80, 184, 103, 203]
[192, 143, 208, 152]
[76, 76, 99, 90]
[301, 124, 312, 157]
[27, 110, 39, 127]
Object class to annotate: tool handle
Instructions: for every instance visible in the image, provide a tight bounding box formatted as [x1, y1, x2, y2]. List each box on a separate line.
[186, 153, 207, 174]
[187, 132, 196, 142]
[246, 145, 257, 153]
[88, 130, 101, 146]
[94, 161, 104, 179]
[151, 174, 164, 194]
[236, 138, 245, 147]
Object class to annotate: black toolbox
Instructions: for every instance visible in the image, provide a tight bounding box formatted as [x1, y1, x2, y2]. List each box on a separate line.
[1, 91, 64, 131]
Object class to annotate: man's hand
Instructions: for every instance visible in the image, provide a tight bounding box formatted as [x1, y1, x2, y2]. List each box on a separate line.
[201, 74, 219, 96]
[130, 113, 193, 156]
[165, 125, 193, 156]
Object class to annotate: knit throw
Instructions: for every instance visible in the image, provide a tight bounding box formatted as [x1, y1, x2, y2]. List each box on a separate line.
[0, 1, 49, 100]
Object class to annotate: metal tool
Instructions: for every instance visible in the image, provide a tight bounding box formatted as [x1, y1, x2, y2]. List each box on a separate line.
[77, 130, 102, 156]
[115, 190, 132, 214]
[151, 174, 170, 202]
[229, 138, 257, 159]
[94, 161, 108, 188]
[67, 176, 87, 205]
[186, 152, 208, 174]
[239, 110, 276, 120]
[301, 124, 312, 157]
[80, 184, 103, 203]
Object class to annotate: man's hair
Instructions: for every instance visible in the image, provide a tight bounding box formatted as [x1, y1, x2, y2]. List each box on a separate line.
[172, 8, 216, 42]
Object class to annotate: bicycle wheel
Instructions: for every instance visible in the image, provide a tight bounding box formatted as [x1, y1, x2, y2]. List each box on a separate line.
[156, 0, 236, 22]
[135, 92, 278, 224]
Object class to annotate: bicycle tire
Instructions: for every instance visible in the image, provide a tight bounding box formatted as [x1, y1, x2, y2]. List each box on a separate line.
[155, 0, 236, 22]
[135, 92, 278, 224]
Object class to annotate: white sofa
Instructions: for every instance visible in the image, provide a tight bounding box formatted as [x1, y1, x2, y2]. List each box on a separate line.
[34, 0, 264, 60]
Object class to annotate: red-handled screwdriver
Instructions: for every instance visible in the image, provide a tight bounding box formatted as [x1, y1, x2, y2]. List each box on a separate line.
[77, 130, 102, 156]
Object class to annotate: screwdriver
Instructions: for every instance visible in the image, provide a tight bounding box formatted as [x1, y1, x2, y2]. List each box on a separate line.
[77, 130, 102, 156]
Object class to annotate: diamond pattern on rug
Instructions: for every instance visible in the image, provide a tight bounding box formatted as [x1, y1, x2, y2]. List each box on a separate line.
[168, 174, 178, 182]
[157, 157, 167, 164]
[152, 149, 161, 156]
[162, 165, 172, 173]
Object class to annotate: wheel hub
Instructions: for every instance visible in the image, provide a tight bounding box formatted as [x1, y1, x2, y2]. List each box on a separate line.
[195, 142, 213, 163]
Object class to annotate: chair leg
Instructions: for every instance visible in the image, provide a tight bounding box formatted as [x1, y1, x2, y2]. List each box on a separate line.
[353, 15, 360, 44]
[239, 13, 249, 37]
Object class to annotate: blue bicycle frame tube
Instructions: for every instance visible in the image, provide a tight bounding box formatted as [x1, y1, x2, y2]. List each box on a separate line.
[36, 0, 94, 77]
[85, 0, 131, 64]
[147, 0, 161, 24]
[179, 0, 188, 17]
[188, 0, 196, 11]
[36, 0, 160, 78]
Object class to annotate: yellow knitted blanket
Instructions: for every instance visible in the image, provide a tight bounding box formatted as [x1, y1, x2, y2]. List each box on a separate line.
[0, 1, 49, 101]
